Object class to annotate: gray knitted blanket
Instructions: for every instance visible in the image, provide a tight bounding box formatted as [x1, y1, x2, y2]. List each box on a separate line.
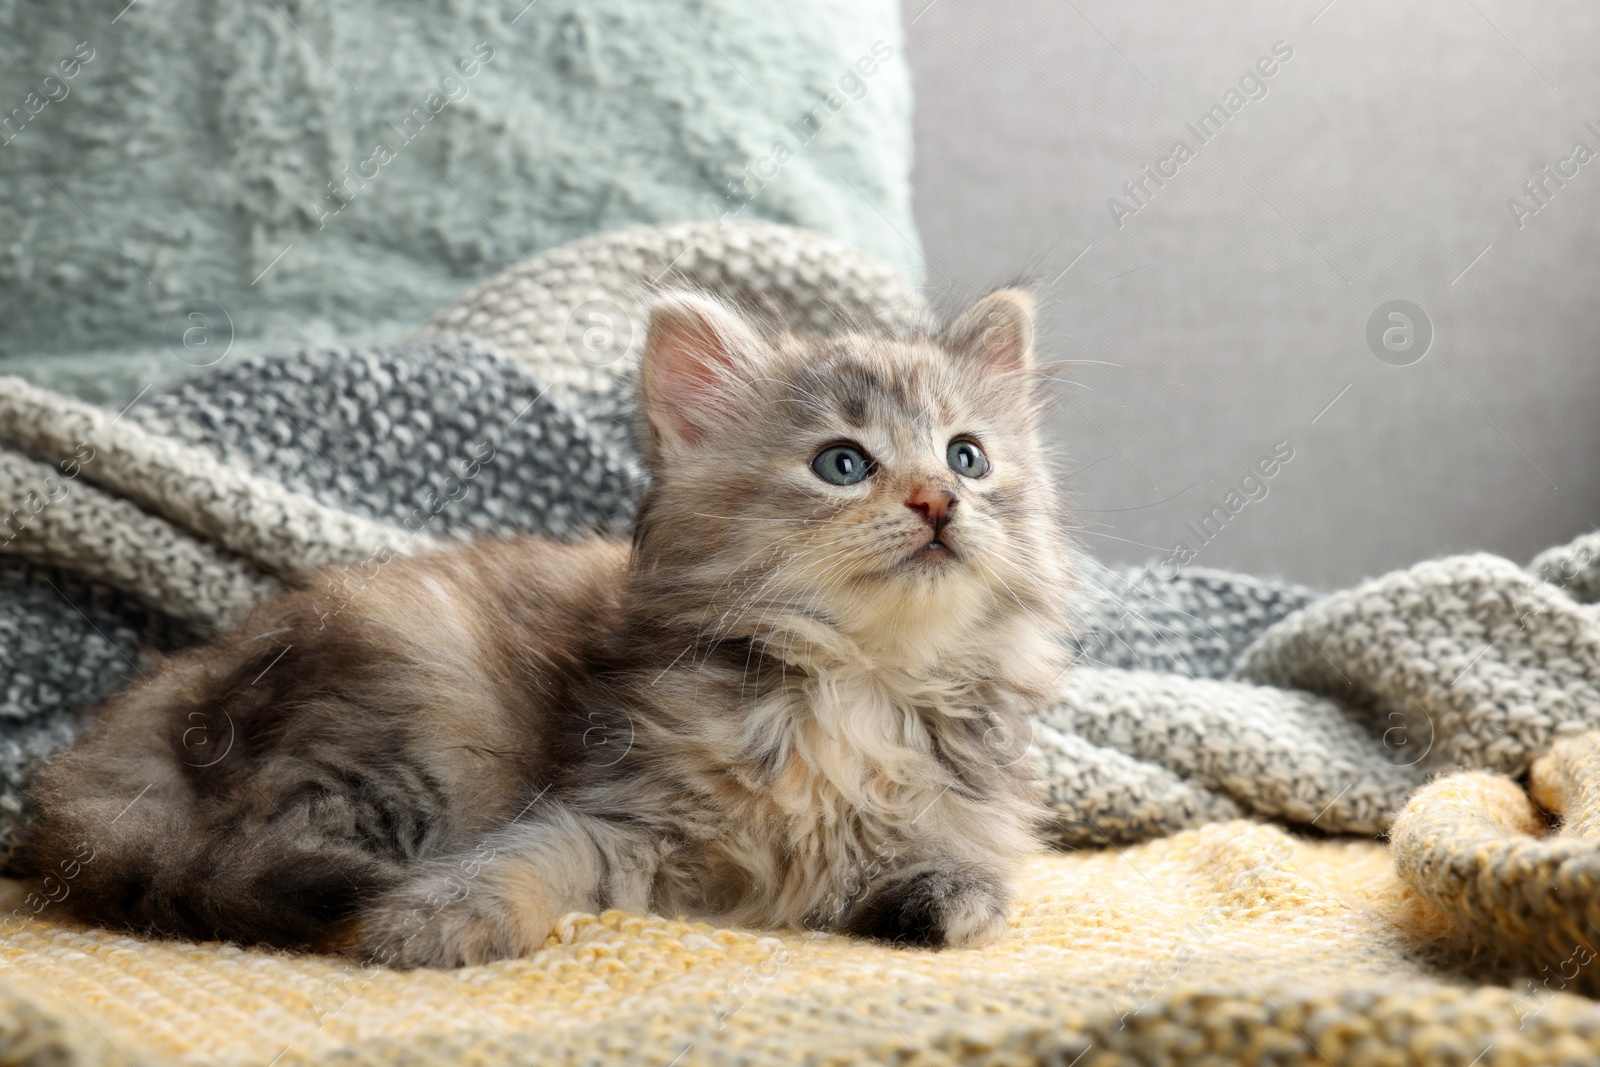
[3, 220, 1599, 865]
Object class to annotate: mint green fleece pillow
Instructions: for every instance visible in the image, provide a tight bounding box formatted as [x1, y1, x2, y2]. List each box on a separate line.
[0, 0, 918, 400]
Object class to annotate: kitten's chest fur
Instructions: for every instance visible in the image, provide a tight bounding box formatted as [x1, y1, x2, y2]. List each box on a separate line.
[642, 654, 1041, 928]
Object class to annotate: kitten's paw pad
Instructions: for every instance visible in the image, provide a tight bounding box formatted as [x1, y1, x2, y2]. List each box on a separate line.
[846, 867, 1008, 949]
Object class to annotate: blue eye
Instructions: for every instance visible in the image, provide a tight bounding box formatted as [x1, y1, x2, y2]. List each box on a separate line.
[947, 439, 990, 478]
[812, 443, 874, 485]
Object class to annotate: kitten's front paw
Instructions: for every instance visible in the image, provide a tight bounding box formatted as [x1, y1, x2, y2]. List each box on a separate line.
[846, 865, 1009, 949]
[352, 879, 546, 969]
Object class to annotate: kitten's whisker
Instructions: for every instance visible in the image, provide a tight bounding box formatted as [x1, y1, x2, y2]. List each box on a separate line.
[1063, 527, 1171, 553]
[726, 533, 902, 661]
[685, 526, 832, 643]
[689, 513, 832, 525]
[969, 553, 1060, 640]
[727, 539, 863, 650]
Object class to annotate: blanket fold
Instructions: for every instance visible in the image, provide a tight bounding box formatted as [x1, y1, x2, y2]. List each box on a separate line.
[0, 446, 276, 628]
[1233, 553, 1600, 778]
[1391, 731, 1600, 997]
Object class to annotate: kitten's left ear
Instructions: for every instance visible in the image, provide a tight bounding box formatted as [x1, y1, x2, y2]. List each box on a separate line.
[940, 289, 1036, 372]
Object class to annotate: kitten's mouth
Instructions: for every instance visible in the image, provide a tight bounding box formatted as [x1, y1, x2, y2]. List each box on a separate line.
[911, 540, 958, 565]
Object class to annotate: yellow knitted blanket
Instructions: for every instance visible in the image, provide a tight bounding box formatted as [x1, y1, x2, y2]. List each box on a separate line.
[6, 735, 1600, 1067]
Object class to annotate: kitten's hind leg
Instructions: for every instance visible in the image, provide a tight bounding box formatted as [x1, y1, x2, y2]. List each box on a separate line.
[351, 803, 658, 969]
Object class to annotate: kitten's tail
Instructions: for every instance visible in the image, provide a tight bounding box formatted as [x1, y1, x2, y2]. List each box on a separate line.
[17, 754, 395, 951]
[17, 780, 398, 947]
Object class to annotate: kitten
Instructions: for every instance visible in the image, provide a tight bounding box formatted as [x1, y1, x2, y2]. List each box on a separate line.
[19, 289, 1072, 968]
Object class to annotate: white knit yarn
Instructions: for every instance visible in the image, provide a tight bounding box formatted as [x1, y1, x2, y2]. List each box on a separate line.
[419, 220, 932, 410]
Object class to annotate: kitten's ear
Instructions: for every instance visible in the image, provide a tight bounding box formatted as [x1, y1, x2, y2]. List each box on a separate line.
[640, 292, 766, 449]
[940, 289, 1036, 372]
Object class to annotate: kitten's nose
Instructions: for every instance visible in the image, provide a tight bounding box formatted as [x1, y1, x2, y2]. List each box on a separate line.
[906, 483, 957, 533]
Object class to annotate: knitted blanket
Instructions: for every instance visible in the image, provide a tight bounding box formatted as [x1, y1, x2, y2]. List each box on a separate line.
[4, 220, 1600, 1065]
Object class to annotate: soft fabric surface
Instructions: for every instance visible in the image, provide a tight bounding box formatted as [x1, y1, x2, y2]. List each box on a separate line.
[0, 0, 917, 401]
[8, 799, 1600, 1067]
[5, 221, 1600, 1063]
[1047, 542, 1600, 845]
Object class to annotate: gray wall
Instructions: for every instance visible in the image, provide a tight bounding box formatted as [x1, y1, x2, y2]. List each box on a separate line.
[904, 0, 1600, 589]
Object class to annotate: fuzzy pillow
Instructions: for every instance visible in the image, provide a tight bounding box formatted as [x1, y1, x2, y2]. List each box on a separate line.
[0, 0, 917, 400]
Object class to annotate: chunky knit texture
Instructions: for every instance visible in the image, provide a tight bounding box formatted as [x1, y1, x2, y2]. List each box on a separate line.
[1389, 731, 1600, 996]
[7, 821, 1600, 1066]
[420, 220, 935, 421]
[3, 221, 1600, 1063]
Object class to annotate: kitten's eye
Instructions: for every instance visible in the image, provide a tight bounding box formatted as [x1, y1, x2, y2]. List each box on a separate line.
[811, 443, 874, 486]
[947, 438, 990, 479]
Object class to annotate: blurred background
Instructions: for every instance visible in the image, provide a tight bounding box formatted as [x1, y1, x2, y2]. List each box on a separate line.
[906, 0, 1600, 587]
[2, 0, 1596, 589]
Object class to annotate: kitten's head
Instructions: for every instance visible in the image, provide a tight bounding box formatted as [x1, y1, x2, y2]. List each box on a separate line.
[631, 290, 1071, 686]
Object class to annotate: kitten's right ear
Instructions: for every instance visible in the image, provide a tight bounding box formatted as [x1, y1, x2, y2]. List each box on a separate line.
[640, 292, 766, 450]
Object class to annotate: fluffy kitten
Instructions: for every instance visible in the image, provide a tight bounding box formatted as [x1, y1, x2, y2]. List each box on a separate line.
[20, 289, 1072, 968]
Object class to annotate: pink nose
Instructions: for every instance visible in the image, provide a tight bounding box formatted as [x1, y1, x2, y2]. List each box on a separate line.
[907, 484, 957, 532]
